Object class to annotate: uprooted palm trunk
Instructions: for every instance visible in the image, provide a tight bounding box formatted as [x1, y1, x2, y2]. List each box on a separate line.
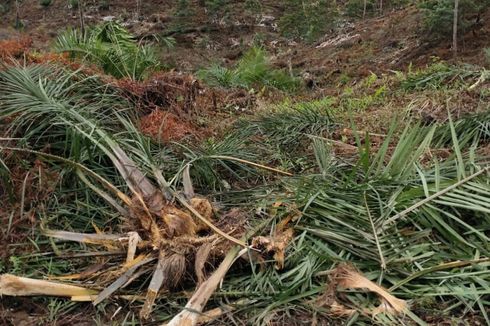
[89, 144, 248, 318]
[0, 141, 247, 320]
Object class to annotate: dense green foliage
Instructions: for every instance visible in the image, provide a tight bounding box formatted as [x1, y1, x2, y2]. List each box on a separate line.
[278, 0, 337, 42]
[419, 0, 490, 39]
[39, 0, 52, 7]
[198, 47, 300, 91]
[55, 22, 160, 80]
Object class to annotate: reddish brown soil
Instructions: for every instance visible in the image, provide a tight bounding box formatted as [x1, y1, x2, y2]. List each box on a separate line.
[139, 110, 198, 142]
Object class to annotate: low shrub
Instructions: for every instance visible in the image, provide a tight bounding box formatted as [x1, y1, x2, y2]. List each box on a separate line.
[419, 0, 490, 40]
[278, 0, 337, 42]
[40, 0, 53, 7]
[198, 47, 300, 92]
[55, 22, 160, 80]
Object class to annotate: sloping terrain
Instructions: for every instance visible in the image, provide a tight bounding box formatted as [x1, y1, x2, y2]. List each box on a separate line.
[0, 1, 490, 326]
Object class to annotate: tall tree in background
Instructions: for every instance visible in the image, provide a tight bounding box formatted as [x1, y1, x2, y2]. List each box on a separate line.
[79, 0, 85, 35]
[452, 0, 459, 55]
[420, 0, 490, 41]
[14, 0, 21, 29]
[136, 0, 141, 19]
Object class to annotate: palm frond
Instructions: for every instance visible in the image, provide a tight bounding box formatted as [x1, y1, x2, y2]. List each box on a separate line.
[198, 47, 300, 92]
[55, 22, 160, 80]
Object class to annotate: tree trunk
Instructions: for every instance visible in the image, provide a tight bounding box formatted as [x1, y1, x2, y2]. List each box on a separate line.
[136, 0, 141, 20]
[79, 0, 85, 35]
[15, 0, 21, 29]
[452, 0, 459, 56]
[363, 0, 367, 18]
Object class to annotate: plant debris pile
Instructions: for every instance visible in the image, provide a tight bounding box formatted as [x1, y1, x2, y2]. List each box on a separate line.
[1, 12, 490, 326]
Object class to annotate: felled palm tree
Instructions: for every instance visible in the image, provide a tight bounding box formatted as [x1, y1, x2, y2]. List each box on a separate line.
[0, 64, 248, 319]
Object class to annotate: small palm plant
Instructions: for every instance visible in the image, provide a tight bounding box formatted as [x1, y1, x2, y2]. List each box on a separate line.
[198, 47, 300, 92]
[55, 21, 160, 80]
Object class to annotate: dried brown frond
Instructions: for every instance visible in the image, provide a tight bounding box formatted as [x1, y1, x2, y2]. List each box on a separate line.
[321, 263, 408, 318]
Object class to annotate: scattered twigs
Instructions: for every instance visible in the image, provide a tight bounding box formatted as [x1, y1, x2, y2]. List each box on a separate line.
[165, 247, 247, 326]
[165, 219, 270, 326]
[93, 255, 155, 305]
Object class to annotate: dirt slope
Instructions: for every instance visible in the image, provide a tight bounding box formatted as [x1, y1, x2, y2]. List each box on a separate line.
[2, 1, 489, 87]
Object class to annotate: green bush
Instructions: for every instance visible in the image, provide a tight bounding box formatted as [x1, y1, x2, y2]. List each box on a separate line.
[419, 0, 490, 40]
[198, 47, 300, 92]
[205, 0, 229, 20]
[0, 3, 10, 14]
[485, 48, 490, 64]
[98, 0, 109, 10]
[279, 0, 337, 42]
[170, 0, 194, 32]
[55, 22, 160, 80]
[40, 0, 52, 7]
[245, 0, 262, 14]
[346, 0, 376, 17]
[68, 0, 78, 9]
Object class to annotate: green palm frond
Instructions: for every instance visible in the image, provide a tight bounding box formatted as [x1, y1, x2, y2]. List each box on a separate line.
[198, 47, 300, 92]
[239, 97, 335, 153]
[55, 22, 160, 80]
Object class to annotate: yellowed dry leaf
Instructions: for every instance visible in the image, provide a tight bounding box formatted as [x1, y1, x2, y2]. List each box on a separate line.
[251, 212, 297, 270]
[126, 231, 141, 263]
[48, 263, 105, 281]
[0, 274, 97, 298]
[71, 295, 98, 301]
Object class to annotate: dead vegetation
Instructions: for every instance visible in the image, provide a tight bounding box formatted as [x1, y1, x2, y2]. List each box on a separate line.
[0, 2, 490, 326]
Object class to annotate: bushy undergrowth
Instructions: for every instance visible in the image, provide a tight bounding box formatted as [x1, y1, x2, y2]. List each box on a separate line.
[198, 47, 300, 92]
[39, 0, 53, 7]
[55, 22, 160, 80]
[419, 0, 490, 40]
[279, 0, 337, 42]
[400, 61, 482, 90]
